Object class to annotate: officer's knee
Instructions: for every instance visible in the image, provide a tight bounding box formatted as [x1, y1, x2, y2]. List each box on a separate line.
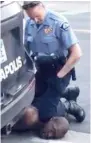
[24, 106, 39, 126]
[41, 117, 69, 139]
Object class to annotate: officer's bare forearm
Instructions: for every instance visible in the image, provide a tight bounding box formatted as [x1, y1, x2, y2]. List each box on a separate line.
[57, 44, 82, 78]
[60, 56, 79, 75]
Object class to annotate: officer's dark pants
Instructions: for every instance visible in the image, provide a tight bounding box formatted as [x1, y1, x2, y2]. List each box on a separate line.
[13, 71, 71, 131]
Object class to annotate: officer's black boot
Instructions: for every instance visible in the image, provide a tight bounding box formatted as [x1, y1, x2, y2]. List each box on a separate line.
[62, 86, 80, 102]
[64, 100, 85, 122]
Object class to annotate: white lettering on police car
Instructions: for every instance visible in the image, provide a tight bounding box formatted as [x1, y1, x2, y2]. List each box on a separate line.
[0, 56, 23, 82]
[0, 69, 6, 81]
[0, 39, 7, 64]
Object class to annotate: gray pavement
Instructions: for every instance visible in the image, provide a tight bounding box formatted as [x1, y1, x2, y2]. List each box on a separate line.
[68, 32, 90, 133]
[43, 1, 90, 13]
[64, 12, 90, 30]
[1, 2, 90, 143]
[65, 13, 90, 133]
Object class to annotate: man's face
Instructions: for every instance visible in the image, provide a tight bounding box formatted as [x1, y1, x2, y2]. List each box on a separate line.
[26, 4, 45, 24]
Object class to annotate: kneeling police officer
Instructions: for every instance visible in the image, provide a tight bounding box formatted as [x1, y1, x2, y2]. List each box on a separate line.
[14, 1, 85, 138]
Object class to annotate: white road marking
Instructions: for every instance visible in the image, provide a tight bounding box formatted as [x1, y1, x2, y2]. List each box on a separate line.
[60, 11, 89, 15]
[59, 11, 90, 34]
[73, 29, 91, 33]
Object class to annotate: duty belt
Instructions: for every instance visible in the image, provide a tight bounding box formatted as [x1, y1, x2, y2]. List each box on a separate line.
[31, 52, 76, 80]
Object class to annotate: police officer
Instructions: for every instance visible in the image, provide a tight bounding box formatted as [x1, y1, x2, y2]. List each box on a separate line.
[15, 1, 86, 138]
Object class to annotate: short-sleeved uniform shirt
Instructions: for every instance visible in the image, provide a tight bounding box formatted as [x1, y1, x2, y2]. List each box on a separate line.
[24, 10, 78, 55]
[24, 10, 79, 121]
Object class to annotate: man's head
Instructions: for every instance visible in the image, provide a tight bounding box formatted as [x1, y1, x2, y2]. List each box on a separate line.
[41, 117, 69, 139]
[22, 1, 46, 24]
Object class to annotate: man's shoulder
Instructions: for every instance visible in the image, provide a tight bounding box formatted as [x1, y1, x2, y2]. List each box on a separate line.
[48, 10, 68, 24]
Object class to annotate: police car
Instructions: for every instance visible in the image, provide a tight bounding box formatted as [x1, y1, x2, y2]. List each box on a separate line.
[0, 1, 35, 134]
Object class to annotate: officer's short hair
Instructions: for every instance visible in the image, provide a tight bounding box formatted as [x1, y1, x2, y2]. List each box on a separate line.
[22, 1, 42, 10]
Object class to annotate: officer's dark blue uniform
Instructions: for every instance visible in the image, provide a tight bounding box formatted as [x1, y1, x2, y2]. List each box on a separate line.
[24, 10, 79, 122]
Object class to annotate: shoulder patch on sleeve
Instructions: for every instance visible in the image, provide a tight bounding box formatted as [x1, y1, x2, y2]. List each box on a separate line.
[61, 22, 70, 30]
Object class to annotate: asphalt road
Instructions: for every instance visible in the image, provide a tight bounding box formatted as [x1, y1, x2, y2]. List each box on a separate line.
[65, 12, 90, 133]
[1, 11, 90, 143]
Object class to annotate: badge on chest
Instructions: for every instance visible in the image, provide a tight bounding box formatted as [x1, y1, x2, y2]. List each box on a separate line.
[44, 27, 53, 34]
